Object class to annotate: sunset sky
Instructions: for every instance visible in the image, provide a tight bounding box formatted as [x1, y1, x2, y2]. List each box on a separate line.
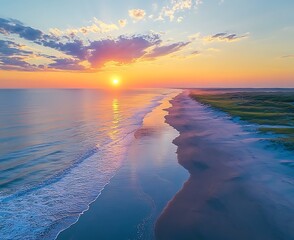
[0, 0, 293, 88]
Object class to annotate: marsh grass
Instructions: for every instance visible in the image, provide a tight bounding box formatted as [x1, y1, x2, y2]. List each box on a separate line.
[190, 92, 294, 150]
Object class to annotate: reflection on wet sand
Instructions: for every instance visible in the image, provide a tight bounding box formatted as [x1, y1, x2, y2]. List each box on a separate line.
[109, 98, 120, 140]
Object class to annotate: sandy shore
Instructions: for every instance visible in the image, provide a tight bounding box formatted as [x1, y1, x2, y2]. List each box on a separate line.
[155, 91, 294, 240]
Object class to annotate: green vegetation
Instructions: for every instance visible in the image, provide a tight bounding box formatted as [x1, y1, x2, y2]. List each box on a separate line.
[190, 91, 294, 150]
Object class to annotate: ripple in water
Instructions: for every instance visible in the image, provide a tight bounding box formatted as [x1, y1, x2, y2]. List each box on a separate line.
[0, 89, 175, 240]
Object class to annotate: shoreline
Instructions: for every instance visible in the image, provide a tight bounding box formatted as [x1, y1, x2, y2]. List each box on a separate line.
[57, 91, 188, 239]
[54, 89, 294, 239]
[155, 91, 294, 240]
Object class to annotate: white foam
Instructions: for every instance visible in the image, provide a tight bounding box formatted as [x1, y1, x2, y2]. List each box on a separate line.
[0, 90, 179, 240]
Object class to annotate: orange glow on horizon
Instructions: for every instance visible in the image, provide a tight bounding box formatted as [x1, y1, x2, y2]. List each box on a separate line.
[0, 1, 293, 89]
[0, 48, 293, 90]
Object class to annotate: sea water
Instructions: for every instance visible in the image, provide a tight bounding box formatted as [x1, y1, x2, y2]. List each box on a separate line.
[0, 89, 176, 240]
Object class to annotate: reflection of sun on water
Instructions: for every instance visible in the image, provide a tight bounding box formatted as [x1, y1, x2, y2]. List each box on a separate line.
[109, 98, 120, 140]
[112, 99, 119, 124]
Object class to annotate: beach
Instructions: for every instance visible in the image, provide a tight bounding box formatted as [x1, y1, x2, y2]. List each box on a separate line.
[1, 0, 294, 239]
[57, 90, 294, 240]
[156, 91, 294, 240]
[1, 89, 294, 240]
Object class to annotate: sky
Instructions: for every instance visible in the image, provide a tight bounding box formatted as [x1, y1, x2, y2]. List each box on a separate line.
[0, 0, 293, 88]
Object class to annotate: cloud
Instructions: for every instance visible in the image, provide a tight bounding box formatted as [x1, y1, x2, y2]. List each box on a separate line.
[48, 58, 85, 70]
[0, 18, 94, 70]
[129, 9, 146, 21]
[49, 28, 64, 37]
[0, 40, 33, 56]
[0, 39, 40, 71]
[191, 50, 200, 55]
[42, 39, 89, 60]
[0, 56, 39, 71]
[177, 17, 184, 23]
[158, 0, 202, 21]
[0, 38, 85, 71]
[93, 18, 119, 33]
[281, 55, 294, 59]
[205, 32, 249, 42]
[144, 42, 190, 59]
[188, 32, 247, 43]
[118, 19, 127, 28]
[0, 18, 43, 41]
[49, 18, 118, 36]
[0, 18, 191, 72]
[0, 18, 61, 46]
[88, 34, 161, 67]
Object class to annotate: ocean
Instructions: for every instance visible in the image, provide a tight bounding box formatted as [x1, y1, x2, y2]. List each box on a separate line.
[0, 89, 177, 240]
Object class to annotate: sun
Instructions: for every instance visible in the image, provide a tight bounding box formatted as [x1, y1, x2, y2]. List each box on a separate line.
[112, 79, 120, 86]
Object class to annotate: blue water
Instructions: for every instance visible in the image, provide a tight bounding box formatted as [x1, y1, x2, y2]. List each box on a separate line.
[0, 89, 175, 240]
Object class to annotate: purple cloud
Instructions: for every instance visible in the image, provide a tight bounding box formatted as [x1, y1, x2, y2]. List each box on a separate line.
[191, 50, 200, 55]
[211, 33, 227, 38]
[0, 18, 87, 59]
[0, 18, 189, 71]
[0, 56, 40, 71]
[48, 58, 85, 71]
[144, 42, 190, 59]
[42, 39, 89, 60]
[0, 40, 33, 56]
[88, 34, 161, 67]
[0, 39, 39, 71]
[0, 18, 43, 41]
[207, 32, 248, 42]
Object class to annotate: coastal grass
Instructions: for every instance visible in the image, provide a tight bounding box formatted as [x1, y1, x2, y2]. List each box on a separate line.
[190, 91, 294, 150]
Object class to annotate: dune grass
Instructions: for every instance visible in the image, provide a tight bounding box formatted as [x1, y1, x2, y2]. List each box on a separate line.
[190, 91, 294, 150]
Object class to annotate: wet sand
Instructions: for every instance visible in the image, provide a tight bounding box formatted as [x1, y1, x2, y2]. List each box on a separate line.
[155, 91, 294, 240]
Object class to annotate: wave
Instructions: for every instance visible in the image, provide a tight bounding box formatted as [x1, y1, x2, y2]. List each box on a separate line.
[0, 91, 176, 240]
